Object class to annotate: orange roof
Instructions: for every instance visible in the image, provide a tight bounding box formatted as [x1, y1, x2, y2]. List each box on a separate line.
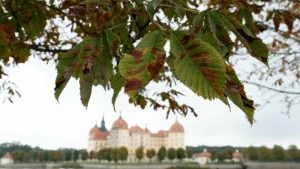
[89, 130, 108, 140]
[89, 125, 99, 135]
[129, 126, 144, 133]
[169, 122, 184, 133]
[1, 153, 12, 159]
[151, 130, 169, 137]
[129, 125, 150, 134]
[196, 151, 211, 158]
[233, 151, 240, 158]
[112, 116, 128, 129]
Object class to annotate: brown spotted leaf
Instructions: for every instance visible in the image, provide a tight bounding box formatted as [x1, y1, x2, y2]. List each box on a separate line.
[54, 44, 80, 100]
[224, 64, 255, 124]
[105, 30, 120, 56]
[222, 15, 269, 66]
[118, 30, 166, 100]
[205, 12, 233, 57]
[92, 32, 113, 87]
[79, 35, 103, 75]
[80, 72, 93, 107]
[192, 11, 206, 33]
[170, 30, 227, 102]
[78, 35, 105, 106]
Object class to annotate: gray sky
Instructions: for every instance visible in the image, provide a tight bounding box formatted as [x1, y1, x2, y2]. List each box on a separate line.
[0, 56, 300, 150]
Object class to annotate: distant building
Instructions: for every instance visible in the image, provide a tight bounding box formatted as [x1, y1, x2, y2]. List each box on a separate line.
[195, 149, 211, 165]
[0, 153, 13, 165]
[87, 115, 186, 162]
[232, 149, 241, 162]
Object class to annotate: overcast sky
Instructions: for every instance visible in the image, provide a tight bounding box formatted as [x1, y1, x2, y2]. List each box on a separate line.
[0, 55, 300, 150]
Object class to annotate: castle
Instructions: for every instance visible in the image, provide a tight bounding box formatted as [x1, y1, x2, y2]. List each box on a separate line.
[88, 115, 186, 161]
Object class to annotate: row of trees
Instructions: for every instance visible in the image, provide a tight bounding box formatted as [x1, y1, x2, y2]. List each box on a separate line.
[135, 147, 189, 163]
[11, 149, 80, 163]
[3, 142, 193, 163]
[243, 145, 300, 161]
[88, 146, 192, 163]
[10, 146, 191, 163]
[86, 146, 128, 163]
[189, 145, 300, 162]
[8, 143, 300, 163]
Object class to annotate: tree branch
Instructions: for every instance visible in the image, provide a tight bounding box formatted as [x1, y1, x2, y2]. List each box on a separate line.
[159, 4, 199, 13]
[242, 80, 300, 95]
[29, 45, 69, 53]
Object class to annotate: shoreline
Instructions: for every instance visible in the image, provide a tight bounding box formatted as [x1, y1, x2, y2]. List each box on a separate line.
[1, 161, 300, 169]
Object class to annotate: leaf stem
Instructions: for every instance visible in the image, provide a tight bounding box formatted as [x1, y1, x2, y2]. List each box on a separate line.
[159, 4, 199, 13]
[153, 20, 164, 30]
[108, 20, 136, 31]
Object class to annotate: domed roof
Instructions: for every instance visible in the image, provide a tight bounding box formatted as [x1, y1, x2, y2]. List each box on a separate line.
[170, 121, 184, 133]
[89, 125, 99, 135]
[112, 116, 128, 129]
[89, 130, 108, 140]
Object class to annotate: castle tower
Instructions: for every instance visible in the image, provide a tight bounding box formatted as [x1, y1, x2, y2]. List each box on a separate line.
[168, 117, 185, 149]
[100, 113, 107, 132]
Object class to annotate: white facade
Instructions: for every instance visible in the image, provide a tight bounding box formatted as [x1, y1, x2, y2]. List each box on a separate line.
[0, 153, 13, 165]
[195, 149, 212, 165]
[87, 116, 186, 161]
[195, 157, 210, 165]
[232, 149, 241, 162]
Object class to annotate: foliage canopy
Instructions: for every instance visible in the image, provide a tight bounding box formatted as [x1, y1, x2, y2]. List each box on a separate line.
[146, 148, 156, 162]
[1, 0, 300, 123]
[135, 146, 144, 162]
[158, 146, 167, 162]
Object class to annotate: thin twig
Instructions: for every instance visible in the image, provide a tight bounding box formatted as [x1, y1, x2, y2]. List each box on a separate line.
[108, 20, 136, 31]
[153, 20, 164, 30]
[242, 80, 300, 95]
[29, 45, 69, 53]
[159, 4, 199, 13]
[6, 2, 21, 32]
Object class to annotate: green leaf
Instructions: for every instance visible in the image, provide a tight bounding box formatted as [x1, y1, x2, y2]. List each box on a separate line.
[170, 30, 227, 102]
[192, 11, 206, 33]
[201, 29, 228, 56]
[206, 12, 233, 57]
[92, 33, 113, 87]
[80, 72, 93, 107]
[167, 0, 186, 19]
[54, 44, 80, 100]
[136, 7, 150, 31]
[164, 7, 176, 21]
[111, 72, 125, 111]
[146, 0, 161, 18]
[79, 36, 103, 73]
[119, 30, 166, 100]
[135, 0, 143, 5]
[166, 54, 178, 79]
[11, 43, 30, 63]
[224, 64, 255, 124]
[105, 30, 120, 56]
[0, 44, 10, 60]
[222, 15, 269, 65]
